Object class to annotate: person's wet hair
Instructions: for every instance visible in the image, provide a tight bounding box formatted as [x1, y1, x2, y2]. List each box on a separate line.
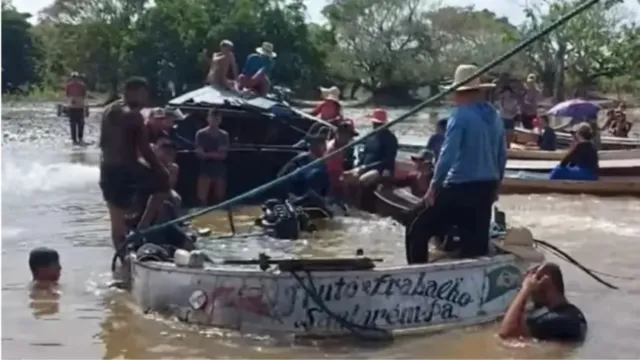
[538, 262, 565, 295]
[208, 108, 220, 118]
[29, 247, 59, 275]
[124, 76, 149, 92]
[575, 123, 593, 141]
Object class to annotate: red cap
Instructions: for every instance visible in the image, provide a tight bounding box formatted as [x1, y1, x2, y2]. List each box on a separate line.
[367, 108, 388, 124]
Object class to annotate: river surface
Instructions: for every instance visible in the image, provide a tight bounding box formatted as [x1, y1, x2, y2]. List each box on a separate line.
[2, 102, 640, 359]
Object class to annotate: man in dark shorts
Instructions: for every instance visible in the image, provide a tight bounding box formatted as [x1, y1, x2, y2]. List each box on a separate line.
[65, 72, 87, 144]
[195, 108, 229, 206]
[98, 77, 170, 250]
[499, 262, 588, 342]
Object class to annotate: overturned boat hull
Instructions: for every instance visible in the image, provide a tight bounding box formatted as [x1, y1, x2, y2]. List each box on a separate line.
[129, 253, 534, 337]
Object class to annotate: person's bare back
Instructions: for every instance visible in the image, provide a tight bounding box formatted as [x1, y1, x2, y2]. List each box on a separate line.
[99, 100, 143, 165]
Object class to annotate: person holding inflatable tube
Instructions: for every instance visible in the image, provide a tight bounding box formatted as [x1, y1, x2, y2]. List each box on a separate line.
[549, 123, 599, 181]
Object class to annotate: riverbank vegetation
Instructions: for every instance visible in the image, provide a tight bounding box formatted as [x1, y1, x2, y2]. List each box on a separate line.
[2, 0, 640, 105]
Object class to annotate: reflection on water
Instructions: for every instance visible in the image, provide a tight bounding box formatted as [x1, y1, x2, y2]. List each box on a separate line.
[2, 104, 640, 359]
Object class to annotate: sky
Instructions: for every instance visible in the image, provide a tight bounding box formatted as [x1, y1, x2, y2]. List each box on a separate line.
[11, 0, 640, 25]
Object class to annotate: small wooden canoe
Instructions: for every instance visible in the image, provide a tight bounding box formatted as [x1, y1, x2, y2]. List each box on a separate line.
[506, 158, 640, 176]
[507, 144, 640, 161]
[394, 157, 640, 197]
[513, 127, 640, 150]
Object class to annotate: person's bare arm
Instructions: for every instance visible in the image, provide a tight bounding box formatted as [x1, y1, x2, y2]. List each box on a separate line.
[170, 163, 178, 188]
[130, 112, 165, 172]
[498, 287, 531, 339]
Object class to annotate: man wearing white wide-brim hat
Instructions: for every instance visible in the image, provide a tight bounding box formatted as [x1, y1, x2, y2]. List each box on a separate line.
[237, 42, 277, 96]
[405, 64, 507, 264]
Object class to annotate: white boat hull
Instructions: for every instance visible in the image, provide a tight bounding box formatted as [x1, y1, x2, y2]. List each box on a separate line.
[130, 254, 537, 337]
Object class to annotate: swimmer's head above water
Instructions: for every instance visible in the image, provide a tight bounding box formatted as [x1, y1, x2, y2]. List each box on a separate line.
[29, 247, 61, 284]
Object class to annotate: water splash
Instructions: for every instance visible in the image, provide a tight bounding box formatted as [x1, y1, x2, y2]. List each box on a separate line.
[2, 161, 99, 195]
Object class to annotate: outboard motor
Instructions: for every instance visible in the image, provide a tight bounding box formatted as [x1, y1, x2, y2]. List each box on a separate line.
[255, 199, 314, 240]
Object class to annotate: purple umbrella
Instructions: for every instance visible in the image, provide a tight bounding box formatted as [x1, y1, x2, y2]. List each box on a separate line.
[547, 99, 600, 119]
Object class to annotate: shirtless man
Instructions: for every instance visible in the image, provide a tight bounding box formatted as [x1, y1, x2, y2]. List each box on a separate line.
[206, 40, 238, 90]
[98, 77, 170, 250]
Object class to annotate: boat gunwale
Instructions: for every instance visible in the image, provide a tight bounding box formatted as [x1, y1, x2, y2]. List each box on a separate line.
[131, 253, 520, 277]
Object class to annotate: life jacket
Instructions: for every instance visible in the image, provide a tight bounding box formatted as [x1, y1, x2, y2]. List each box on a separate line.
[325, 139, 346, 190]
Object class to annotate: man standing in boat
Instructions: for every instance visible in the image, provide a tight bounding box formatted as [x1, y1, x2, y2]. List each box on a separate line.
[206, 40, 238, 91]
[99, 77, 171, 252]
[195, 109, 229, 206]
[405, 64, 507, 264]
[237, 42, 276, 96]
[64, 71, 87, 144]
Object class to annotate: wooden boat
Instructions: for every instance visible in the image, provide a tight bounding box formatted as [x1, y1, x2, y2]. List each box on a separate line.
[399, 136, 640, 161]
[127, 247, 540, 338]
[506, 144, 640, 161]
[166, 85, 333, 207]
[506, 158, 640, 176]
[514, 127, 640, 150]
[393, 157, 640, 197]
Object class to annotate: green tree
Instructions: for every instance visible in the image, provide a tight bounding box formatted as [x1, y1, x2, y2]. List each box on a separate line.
[2, 1, 41, 93]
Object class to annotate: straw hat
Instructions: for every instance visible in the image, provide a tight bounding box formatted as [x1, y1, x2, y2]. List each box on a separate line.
[492, 227, 544, 262]
[526, 73, 537, 82]
[319, 86, 341, 102]
[220, 39, 234, 48]
[449, 64, 495, 91]
[70, 71, 80, 78]
[256, 42, 277, 58]
[367, 108, 388, 124]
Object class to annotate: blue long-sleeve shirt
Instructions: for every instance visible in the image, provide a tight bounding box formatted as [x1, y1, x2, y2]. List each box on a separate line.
[431, 101, 506, 188]
[278, 152, 330, 197]
[361, 129, 398, 174]
[242, 53, 275, 77]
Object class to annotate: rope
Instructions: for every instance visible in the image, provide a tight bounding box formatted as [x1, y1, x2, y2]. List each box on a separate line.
[131, 0, 604, 240]
[534, 239, 622, 289]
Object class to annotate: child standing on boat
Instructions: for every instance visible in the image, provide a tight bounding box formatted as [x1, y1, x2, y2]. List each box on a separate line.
[195, 109, 229, 206]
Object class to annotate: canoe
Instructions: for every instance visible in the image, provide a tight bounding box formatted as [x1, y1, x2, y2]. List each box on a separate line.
[507, 144, 640, 161]
[128, 249, 539, 338]
[506, 158, 640, 176]
[514, 127, 640, 150]
[394, 157, 640, 197]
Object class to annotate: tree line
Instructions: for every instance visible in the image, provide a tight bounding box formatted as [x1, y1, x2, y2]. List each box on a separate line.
[2, 0, 640, 105]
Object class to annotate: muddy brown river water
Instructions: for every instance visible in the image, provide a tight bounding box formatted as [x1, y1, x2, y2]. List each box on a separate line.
[2, 103, 639, 359]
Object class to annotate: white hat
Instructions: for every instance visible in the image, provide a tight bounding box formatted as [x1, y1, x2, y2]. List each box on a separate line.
[256, 42, 276, 58]
[220, 39, 234, 47]
[70, 71, 80, 77]
[491, 227, 545, 262]
[319, 86, 340, 102]
[449, 64, 495, 92]
[527, 73, 537, 82]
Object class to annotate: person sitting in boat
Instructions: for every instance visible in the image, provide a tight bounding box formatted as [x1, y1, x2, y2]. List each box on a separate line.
[237, 42, 276, 96]
[325, 118, 358, 197]
[526, 114, 557, 151]
[499, 262, 587, 342]
[195, 109, 229, 206]
[497, 86, 520, 148]
[426, 118, 447, 161]
[206, 39, 238, 91]
[549, 123, 599, 181]
[277, 134, 332, 212]
[406, 64, 506, 264]
[393, 150, 433, 197]
[29, 247, 61, 288]
[343, 108, 398, 186]
[64, 71, 87, 144]
[155, 139, 182, 209]
[309, 86, 342, 122]
[146, 108, 175, 144]
[611, 108, 632, 138]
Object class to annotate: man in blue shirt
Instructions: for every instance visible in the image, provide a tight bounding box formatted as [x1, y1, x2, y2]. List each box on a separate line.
[277, 134, 331, 205]
[405, 64, 507, 264]
[238, 42, 276, 96]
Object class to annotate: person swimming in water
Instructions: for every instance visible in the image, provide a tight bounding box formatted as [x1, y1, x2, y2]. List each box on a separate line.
[98, 77, 171, 252]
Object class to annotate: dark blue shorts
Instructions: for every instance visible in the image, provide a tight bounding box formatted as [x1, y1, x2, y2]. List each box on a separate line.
[502, 118, 515, 130]
[199, 160, 226, 179]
